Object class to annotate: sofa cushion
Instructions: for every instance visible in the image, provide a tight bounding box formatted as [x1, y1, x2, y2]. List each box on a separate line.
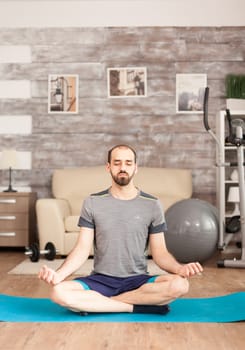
[53, 167, 111, 199]
[67, 197, 84, 216]
[65, 215, 80, 232]
[134, 167, 192, 200]
[158, 195, 186, 211]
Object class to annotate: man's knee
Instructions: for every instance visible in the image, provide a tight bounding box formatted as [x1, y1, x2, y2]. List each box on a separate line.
[169, 276, 189, 298]
[50, 282, 97, 308]
[50, 283, 76, 307]
[50, 283, 67, 306]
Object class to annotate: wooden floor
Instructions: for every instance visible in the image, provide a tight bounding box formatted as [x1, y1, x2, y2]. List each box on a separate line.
[0, 248, 244, 350]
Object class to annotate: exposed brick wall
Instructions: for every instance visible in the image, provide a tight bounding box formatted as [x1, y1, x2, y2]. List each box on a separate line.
[0, 27, 244, 202]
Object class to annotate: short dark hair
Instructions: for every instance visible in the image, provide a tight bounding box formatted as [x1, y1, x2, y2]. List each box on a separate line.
[107, 144, 137, 163]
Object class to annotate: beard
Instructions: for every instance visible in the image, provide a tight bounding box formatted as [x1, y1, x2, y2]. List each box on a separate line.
[111, 171, 134, 186]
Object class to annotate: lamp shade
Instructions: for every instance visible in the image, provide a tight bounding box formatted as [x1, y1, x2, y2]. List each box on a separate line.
[0, 149, 18, 169]
[228, 186, 240, 203]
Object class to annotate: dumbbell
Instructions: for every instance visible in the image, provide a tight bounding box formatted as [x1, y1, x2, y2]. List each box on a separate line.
[25, 242, 58, 262]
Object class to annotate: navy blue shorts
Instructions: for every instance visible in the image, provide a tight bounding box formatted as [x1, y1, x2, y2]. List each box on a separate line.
[74, 273, 158, 297]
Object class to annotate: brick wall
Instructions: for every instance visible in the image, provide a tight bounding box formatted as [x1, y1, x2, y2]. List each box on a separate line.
[0, 27, 245, 202]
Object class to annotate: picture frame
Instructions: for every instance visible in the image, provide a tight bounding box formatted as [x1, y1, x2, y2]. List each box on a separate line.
[48, 74, 79, 113]
[107, 67, 147, 98]
[176, 74, 207, 113]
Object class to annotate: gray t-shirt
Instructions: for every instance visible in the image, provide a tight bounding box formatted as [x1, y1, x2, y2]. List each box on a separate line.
[78, 189, 166, 277]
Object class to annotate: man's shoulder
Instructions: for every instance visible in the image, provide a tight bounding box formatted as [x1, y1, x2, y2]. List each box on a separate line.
[83, 189, 110, 206]
[90, 189, 110, 198]
[138, 190, 158, 201]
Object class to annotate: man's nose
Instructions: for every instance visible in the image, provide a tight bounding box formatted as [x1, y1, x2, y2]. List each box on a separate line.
[120, 163, 127, 171]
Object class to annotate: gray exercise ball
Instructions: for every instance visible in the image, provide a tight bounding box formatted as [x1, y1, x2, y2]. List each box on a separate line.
[165, 198, 219, 263]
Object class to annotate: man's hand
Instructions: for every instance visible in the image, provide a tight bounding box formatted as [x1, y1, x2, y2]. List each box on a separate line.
[38, 265, 63, 285]
[177, 262, 203, 278]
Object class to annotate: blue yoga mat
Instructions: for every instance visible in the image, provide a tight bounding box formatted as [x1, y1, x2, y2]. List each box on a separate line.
[0, 292, 244, 323]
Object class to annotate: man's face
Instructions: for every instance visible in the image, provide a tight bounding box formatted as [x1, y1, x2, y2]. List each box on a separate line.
[107, 147, 137, 186]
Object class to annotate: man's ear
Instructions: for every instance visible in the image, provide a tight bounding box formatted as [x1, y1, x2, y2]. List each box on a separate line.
[135, 163, 138, 174]
[106, 163, 110, 172]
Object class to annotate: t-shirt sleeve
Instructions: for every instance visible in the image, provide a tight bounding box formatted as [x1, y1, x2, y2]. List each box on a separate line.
[77, 196, 95, 229]
[149, 199, 167, 234]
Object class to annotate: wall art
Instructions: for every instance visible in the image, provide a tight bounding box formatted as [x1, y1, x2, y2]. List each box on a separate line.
[176, 74, 207, 113]
[48, 74, 79, 113]
[108, 67, 147, 98]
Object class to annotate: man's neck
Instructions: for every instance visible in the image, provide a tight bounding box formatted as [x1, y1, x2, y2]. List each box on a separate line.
[110, 184, 138, 200]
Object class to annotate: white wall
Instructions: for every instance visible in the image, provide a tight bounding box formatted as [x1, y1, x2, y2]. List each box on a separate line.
[0, 0, 244, 27]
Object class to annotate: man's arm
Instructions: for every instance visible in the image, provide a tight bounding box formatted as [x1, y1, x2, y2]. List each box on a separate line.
[38, 226, 94, 285]
[149, 232, 203, 277]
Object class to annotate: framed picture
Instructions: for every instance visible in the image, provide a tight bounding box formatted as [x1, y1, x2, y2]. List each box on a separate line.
[107, 67, 147, 98]
[176, 74, 207, 113]
[48, 74, 79, 113]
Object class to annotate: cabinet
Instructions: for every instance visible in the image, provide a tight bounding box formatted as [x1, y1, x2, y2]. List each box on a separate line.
[216, 110, 245, 249]
[0, 192, 37, 247]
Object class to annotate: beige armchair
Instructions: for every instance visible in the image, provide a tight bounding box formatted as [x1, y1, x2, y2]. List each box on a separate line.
[36, 166, 192, 255]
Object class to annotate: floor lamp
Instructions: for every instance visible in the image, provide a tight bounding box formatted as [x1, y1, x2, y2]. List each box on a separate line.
[0, 150, 18, 192]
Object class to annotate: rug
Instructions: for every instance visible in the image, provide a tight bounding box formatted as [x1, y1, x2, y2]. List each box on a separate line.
[8, 259, 164, 276]
[8, 258, 93, 275]
[0, 292, 244, 323]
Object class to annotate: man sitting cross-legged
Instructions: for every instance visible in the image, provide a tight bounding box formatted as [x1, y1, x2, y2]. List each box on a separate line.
[38, 144, 203, 315]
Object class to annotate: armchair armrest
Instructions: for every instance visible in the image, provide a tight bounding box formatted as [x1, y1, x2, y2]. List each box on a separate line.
[36, 198, 71, 253]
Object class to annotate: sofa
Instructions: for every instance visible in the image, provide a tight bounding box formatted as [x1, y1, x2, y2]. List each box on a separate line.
[36, 166, 192, 255]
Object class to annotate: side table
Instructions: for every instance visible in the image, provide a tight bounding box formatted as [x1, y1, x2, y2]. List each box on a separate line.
[0, 192, 37, 247]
